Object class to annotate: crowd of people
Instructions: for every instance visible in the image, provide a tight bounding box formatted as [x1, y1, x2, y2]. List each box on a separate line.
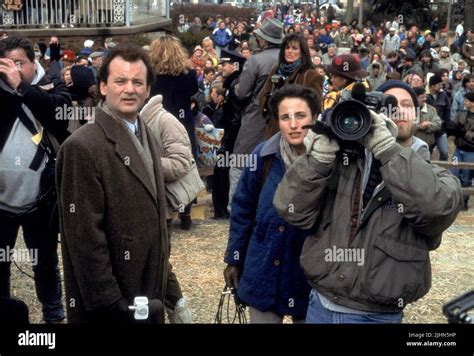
[0, 4, 471, 325]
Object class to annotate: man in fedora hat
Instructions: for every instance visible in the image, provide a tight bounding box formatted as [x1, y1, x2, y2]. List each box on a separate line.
[228, 18, 284, 213]
[323, 53, 368, 110]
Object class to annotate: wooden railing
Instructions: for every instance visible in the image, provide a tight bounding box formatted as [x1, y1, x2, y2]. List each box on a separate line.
[432, 160, 474, 195]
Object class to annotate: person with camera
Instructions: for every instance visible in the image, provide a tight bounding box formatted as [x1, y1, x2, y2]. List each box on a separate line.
[323, 53, 369, 111]
[56, 44, 170, 324]
[259, 33, 323, 138]
[0, 36, 70, 323]
[223, 84, 319, 323]
[273, 79, 463, 323]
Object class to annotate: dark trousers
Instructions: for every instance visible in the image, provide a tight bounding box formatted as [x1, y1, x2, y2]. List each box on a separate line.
[0, 208, 64, 322]
[212, 165, 230, 218]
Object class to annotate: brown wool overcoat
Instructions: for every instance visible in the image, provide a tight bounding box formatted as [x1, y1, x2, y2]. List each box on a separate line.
[56, 108, 169, 323]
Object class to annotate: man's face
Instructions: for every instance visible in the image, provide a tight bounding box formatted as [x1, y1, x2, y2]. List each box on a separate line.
[328, 47, 336, 56]
[422, 55, 431, 63]
[219, 22, 225, 30]
[221, 62, 235, 78]
[99, 56, 150, 121]
[384, 87, 417, 143]
[373, 67, 380, 76]
[417, 93, 426, 107]
[50, 36, 59, 44]
[466, 78, 474, 91]
[210, 88, 223, 104]
[241, 48, 251, 59]
[92, 56, 103, 69]
[400, 40, 407, 48]
[5, 48, 36, 84]
[431, 83, 442, 93]
[440, 50, 449, 58]
[204, 70, 215, 82]
[465, 98, 474, 110]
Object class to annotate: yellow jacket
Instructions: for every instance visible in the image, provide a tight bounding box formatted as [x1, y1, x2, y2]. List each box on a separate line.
[323, 81, 370, 110]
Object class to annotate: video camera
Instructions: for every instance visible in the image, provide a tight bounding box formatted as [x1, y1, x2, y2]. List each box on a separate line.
[307, 83, 398, 142]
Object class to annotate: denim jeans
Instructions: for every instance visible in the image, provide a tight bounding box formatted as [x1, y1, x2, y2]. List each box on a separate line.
[434, 133, 449, 161]
[0, 208, 64, 322]
[451, 148, 474, 204]
[305, 289, 403, 324]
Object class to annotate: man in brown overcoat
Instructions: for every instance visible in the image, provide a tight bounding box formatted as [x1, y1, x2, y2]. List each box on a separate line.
[56, 44, 169, 323]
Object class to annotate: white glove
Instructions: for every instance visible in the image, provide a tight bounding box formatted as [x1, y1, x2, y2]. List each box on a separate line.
[303, 130, 340, 164]
[358, 111, 398, 160]
[169, 297, 192, 324]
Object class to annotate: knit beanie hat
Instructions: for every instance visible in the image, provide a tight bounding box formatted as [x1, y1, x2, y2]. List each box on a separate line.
[376, 80, 420, 109]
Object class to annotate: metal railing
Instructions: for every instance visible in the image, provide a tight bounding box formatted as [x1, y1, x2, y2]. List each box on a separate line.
[0, 0, 168, 28]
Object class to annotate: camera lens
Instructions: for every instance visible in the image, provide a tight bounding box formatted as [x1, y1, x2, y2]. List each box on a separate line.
[330, 100, 372, 141]
[341, 116, 362, 134]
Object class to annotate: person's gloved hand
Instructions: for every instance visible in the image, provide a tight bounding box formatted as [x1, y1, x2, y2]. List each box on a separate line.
[223, 264, 240, 289]
[147, 299, 164, 324]
[358, 110, 398, 160]
[303, 129, 340, 164]
[168, 297, 192, 324]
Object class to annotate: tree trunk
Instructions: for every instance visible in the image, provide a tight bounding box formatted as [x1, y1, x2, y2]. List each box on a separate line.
[465, 0, 474, 30]
[345, 0, 355, 24]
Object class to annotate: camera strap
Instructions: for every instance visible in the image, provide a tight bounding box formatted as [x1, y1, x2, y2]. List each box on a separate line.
[16, 107, 52, 171]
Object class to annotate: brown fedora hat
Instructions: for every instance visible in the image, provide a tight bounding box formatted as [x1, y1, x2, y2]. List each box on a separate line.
[327, 54, 368, 81]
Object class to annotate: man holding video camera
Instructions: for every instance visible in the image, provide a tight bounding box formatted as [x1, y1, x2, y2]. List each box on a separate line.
[273, 75, 464, 323]
[0, 36, 70, 323]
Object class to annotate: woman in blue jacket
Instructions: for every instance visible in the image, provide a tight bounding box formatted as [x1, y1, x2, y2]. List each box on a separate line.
[223, 85, 321, 323]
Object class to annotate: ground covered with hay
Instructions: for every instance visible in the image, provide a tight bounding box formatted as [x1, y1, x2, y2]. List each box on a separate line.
[11, 205, 473, 324]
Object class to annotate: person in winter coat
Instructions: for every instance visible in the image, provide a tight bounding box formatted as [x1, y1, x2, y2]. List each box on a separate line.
[274, 80, 463, 324]
[413, 86, 442, 153]
[451, 74, 474, 121]
[224, 84, 319, 323]
[210, 50, 246, 219]
[0, 36, 70, 323]
[212, 21, 233, 58]
[140, 94, 194, 323]
[367, 62, 386, 91]
[427, 74, 450, 160]
[229, 18, 284, 213]
[259, 33, 323, 137]
[382, 27, 400, 57]
[451, 92, 474, 210]
[56, 44, 169, 324]
[149, 35, 199, 230]
[461, 30, 474, 72]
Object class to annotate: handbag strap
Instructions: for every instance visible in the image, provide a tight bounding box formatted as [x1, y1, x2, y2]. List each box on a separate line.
[151, 109, 167, 156]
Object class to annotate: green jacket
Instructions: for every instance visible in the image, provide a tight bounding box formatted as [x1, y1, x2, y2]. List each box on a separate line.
[274, 143, 463, 313]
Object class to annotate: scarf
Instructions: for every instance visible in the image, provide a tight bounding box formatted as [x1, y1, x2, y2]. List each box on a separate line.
[277, 59, 302, 79]
[279, 132, 307, 169]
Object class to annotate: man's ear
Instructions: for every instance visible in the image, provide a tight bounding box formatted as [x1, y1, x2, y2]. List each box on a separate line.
[100, 81, 107, 97]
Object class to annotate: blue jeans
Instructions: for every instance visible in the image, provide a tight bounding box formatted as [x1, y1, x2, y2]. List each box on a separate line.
[451, 148, 474, 204]
[0, 208, 64, 322]
[434, 133, 449, 161]
[305, 289, 403, 324]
